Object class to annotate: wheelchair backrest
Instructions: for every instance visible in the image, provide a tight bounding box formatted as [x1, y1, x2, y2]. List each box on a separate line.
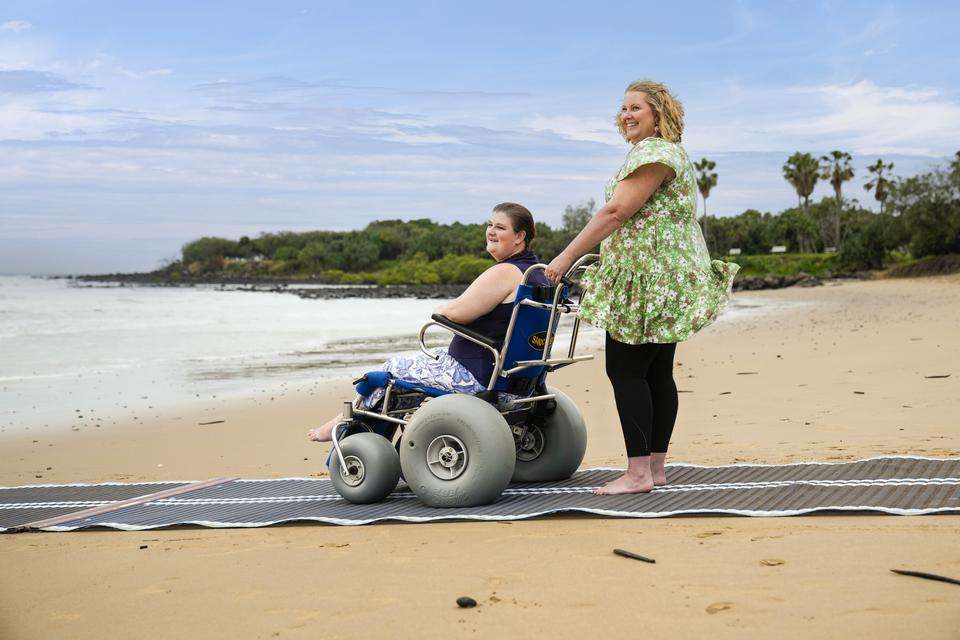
[493, 282, 568, 394]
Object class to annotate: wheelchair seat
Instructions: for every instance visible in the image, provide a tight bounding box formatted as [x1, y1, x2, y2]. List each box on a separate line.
[353, 371, 449, 400]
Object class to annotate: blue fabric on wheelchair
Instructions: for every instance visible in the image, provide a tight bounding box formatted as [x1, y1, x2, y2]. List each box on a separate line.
[353, 371, 393, 397]
[492, 283, 569, 393]
[392, 378, 449, 397]
[354, 371, 449, 399]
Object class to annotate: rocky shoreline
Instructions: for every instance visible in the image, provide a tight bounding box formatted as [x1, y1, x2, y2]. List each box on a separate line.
[70, 272, 849, 300]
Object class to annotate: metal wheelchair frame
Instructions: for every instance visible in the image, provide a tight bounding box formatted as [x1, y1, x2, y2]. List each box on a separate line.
[329, 254, 599, 473]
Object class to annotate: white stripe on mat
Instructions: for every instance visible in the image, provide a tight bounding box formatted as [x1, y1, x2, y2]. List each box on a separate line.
[14, 476, 955, 509]
[5, 455, 957, 491]
[0, 500, 115, 510]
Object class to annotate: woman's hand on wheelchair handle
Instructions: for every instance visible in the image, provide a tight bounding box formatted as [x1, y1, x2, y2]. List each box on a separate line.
[545, 252, 574, 285]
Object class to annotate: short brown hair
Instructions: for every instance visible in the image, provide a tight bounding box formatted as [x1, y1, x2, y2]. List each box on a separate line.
[617, 79, 685, 143]
[492, 202, 536, 249]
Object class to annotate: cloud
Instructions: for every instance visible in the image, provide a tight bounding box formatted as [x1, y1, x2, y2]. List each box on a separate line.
[192, 75, 529, 103]
[0, 70, 98, 94]
[117, 67, 173, 79]
[0, 20, 32, 32]
[527, 115, 621, 146]
[775, 80, 960, 156]
[2, 62, 957, 276]
[683, 79, 960, 157]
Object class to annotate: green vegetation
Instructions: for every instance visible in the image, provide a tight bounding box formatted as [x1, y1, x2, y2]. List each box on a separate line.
[172, 202, 599, 285]
[783, 152, 819, 212]
[165, 151, 960, 284]
[704, 149, 960, 273]
[885, 254, 960, 278]
[722, 253, 839, 278]
[820, 150, 855, 249]
[694, 158, 718, 216]
[864, 158, 895, 214]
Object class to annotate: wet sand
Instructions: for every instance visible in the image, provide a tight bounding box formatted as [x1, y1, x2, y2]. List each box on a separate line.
[2, 275, 959, 639]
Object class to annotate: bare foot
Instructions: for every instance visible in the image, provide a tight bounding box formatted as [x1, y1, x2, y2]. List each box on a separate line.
[593, 473, 655, 495]
[307, 414, 343, 443]
[651, 452, 668, 486]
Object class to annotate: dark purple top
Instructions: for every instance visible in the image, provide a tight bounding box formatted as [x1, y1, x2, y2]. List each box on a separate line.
[448, 250, 549, 385]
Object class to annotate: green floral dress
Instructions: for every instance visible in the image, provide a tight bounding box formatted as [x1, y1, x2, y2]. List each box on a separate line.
[579, 137, 740, 344]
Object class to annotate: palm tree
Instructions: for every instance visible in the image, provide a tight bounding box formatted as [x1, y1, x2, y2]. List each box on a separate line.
[694, 158, 717, 253]
[694, 158, 718, 216]
[864, 158, 894, 214]
[783, 152, 820, 211]
[820, 150, 855, 248]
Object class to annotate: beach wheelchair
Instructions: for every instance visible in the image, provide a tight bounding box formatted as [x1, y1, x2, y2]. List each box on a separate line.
[327, 255, 599, 507]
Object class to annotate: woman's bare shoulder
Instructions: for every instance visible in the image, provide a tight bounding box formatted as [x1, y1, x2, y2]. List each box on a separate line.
[484, 262, 522, 275]
[474, 261, 523, 287]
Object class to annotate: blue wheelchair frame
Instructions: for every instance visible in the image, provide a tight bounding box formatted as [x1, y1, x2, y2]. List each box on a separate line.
[329, 255, 598, 473]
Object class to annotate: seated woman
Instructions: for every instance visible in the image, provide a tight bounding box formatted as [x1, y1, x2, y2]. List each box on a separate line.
[308, 202, 549, 442]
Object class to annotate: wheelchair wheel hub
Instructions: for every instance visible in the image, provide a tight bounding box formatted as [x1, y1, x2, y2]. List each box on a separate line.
[514, 424, 545, 462]
[426, 435, 468, 480]
[339, 455, 366, 487]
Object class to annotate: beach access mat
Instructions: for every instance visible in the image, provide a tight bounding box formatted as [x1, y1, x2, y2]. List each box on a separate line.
[2, 456, 958, 532]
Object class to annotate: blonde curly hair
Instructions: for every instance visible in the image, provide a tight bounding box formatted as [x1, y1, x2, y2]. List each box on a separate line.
[616, 80, 685, 143]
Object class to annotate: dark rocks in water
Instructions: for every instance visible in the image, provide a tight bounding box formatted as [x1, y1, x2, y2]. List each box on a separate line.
[76, 267, 863, 296]
[456, 596, 478, 608]
[73, 274, 471, 300]
[287, 284, 467, 300]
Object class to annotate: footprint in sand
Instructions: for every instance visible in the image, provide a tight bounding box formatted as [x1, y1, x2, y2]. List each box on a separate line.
[706, 602, 734, 614]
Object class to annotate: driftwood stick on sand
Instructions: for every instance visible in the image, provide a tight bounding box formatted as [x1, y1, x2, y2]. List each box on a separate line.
[613, 548, 656, 564]
[890, 569, 960, 586]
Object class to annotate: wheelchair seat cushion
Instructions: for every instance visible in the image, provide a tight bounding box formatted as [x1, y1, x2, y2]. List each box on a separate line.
[354, 370, 451, 399]
[356, 348, 485, 409]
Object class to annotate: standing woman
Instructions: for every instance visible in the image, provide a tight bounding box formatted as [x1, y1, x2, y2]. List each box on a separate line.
[545, 80, 739, 495]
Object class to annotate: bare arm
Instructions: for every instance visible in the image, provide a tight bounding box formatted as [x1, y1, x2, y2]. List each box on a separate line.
[435, 263, 520, 324]
[544, 162, 674, 283]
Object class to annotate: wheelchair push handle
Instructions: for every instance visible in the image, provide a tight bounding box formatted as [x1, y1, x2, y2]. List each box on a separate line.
[520, 253, 599, 287]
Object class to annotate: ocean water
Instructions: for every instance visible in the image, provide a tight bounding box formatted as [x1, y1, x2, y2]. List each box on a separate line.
[0, 275, 785, 434]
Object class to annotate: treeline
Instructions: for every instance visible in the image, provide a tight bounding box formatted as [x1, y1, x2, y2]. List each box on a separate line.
[700, 151, 960, 271]
[173, 151, 960, 283]
[174, 203, 597, 285]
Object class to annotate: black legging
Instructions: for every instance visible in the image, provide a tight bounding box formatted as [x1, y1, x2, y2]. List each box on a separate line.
[604, 332, 678, 457]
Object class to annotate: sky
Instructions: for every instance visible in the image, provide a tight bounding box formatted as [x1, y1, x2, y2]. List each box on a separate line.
[1, 1, 959, 274]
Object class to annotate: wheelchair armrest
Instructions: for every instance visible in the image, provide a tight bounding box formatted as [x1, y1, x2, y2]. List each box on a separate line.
[430, 314, 499, 349]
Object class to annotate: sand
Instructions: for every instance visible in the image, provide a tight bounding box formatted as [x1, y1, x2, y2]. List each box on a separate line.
[2, 275, 959, 639]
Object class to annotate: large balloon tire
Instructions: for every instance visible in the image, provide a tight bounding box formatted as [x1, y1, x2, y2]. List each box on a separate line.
[512, 386, 587, 482]
[400, 395, 515, 508]
[328, 432, 401, 504]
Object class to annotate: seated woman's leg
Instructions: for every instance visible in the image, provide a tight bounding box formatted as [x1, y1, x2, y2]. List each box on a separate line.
[307, 413, 343, 442]
[362, 348, 484, 408]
